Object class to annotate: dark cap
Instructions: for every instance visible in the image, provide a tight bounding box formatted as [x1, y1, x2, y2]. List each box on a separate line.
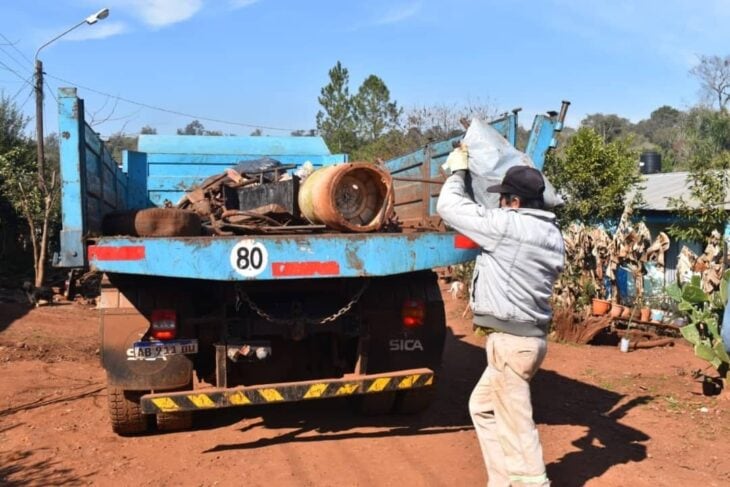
[486, 166, 545, 199]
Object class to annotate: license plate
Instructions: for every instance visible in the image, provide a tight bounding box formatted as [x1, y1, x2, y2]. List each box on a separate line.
[133, 339, 198, 358]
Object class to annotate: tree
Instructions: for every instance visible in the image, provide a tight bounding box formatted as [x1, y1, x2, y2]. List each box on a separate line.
[633, 105, 687, 171]
[316, 61, 358, 153]
[543, 127, 641, 227]
[0, 95, 61, 287]
[353, 75, 401, 143]
[403, 101, 497, 144]
[140, 125, 157, 135]
[580, 113, 633, 142]
[667, 109, 730, 242]
[105, 132, 137, 163]
[250, 128, 263, 136]
[690, 55, 730, 111]
[177, 120, 222, 136]
[0, 146, 60, 287]
[0, 93, 27, 154]
[291, 129, 316, 137]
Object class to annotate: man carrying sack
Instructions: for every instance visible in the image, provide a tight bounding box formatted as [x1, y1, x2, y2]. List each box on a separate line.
[437, 145, 565, 486]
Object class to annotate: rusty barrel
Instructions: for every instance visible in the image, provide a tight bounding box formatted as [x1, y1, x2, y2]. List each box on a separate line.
[298, 162, 394, 232]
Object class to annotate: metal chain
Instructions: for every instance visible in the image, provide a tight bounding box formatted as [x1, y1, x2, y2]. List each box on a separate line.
[236, 279, 370, 325]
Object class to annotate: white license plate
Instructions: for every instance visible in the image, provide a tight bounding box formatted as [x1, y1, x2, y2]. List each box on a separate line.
[133, 339, 198, 358]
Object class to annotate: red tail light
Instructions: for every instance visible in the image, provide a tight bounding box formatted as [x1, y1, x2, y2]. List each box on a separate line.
[151, 309, 177, 340]
[401, 299, 425, 328]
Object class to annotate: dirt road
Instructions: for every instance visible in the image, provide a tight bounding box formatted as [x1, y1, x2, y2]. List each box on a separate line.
[1, 293, 729, 486]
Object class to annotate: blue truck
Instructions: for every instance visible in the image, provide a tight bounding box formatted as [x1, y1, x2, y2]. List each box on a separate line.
[55, 87, 568, 434]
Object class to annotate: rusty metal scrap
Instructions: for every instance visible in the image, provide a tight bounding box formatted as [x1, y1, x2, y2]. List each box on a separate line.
[176, 164, 305, 235]
[176, 162, 399, 235]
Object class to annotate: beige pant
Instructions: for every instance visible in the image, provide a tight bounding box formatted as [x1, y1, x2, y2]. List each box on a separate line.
[469, 332, 549, 487]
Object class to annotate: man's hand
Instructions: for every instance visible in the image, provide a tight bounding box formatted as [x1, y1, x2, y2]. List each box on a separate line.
[441, 145, 469, 173]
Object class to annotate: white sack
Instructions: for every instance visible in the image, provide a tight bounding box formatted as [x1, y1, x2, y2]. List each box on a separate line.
[462, 118, 563, 209]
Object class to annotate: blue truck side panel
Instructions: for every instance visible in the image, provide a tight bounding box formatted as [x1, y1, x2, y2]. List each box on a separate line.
[88, 234, 478, 280]
[58, 87, 130, 267]
[122, 150, 149, 209]
[137, 134, 341, 156]
[525, 114, 562, 171]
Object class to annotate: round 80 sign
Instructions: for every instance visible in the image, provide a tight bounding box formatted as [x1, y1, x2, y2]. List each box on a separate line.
[230, 239, 268, 277]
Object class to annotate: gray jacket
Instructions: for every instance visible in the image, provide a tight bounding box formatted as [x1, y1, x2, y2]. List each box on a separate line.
[436, 173, 565, 337]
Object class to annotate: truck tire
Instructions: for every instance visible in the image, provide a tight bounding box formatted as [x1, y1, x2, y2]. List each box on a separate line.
[155, 382, 194, 432]
[395, 386, 435, 414]
[156, 411, 193, 432]
[355, 391, 396, 415]
[102, 208, 201, 237]
[108, 387, 149, 435]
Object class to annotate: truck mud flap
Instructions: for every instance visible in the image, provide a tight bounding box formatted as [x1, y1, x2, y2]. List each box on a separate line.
[140, 368, 434, 414]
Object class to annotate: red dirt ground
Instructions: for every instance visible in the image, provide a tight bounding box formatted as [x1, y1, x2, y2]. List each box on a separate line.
[0, 291, 728, 486]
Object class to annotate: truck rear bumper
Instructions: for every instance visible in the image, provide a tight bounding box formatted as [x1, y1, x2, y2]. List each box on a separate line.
[140, 368, 434, 414]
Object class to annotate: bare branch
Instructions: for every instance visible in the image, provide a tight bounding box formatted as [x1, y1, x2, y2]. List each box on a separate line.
[690, 55, 730, 111]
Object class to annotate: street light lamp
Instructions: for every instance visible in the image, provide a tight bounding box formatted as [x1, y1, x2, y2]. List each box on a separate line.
[34, 8, 110, 187]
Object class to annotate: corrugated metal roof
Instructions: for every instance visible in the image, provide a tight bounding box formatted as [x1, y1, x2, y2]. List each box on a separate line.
[627, 171, 730, 211]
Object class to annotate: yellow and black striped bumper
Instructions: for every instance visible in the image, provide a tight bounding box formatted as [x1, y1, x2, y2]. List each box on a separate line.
[140, 368, 434, 414]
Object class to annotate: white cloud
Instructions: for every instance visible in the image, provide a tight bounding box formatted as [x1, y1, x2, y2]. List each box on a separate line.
[64, 21, 128, 41]
[375, 2, 421, 25]
[229, 0, 259, 10]
[104, 0, 204, 28]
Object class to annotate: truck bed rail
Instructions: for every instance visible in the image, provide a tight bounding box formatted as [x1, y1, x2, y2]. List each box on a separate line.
[88, 232, 479, 280]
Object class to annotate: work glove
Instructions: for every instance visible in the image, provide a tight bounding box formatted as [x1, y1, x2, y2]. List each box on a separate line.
[441, 145, 469, 173]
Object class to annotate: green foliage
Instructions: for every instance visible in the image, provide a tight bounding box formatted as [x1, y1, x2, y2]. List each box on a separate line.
[580, 113, 633, 142]
[543, 127, 641, 227]
[315, 63, 493, 161]
[0, 94, 60, 286]
[316, 61, 358, 154]
[667, 271, 730, 377]
[105, 132, 137, 163]
[290, 129, 316, 137]
[351, 130, 411, 162]
[667, 109, 730, 242]
[0, 93, 28, 154]
[353, 75, 401, 143]
[177, 120, 222, 136]
[0, 144, 41, 219]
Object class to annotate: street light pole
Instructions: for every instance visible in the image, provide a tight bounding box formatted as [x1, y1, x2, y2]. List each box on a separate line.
[34, 8, 110, 188]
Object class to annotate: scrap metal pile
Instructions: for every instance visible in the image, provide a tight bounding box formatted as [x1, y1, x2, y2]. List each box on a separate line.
[101, 159, 396, 238]
[173, 158, 396, 235]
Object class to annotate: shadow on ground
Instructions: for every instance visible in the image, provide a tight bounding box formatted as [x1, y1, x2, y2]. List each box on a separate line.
[0, 448, 95, 486]
[534, 370, 650, 486]
[0, 302, 31, 334]
[200, 327, 651, 485]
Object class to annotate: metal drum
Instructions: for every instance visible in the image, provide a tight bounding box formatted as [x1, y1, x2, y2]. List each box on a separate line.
[298, 162, 394, 232]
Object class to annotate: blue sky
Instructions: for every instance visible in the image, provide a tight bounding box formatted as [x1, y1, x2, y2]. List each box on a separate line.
[0, 0, 728, 139]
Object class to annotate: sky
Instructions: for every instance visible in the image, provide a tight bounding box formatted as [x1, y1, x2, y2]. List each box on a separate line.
[0, 0, 728, 140]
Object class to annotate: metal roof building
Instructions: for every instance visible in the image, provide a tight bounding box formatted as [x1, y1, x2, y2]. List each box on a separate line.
[630, 171, 730, 212]
[627, 171, 730, 284]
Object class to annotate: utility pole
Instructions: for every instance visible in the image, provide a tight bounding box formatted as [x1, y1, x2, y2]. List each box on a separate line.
[29, 7, 110, 288]
[35, 58, 46, 191]
[33, 8, 109, 191]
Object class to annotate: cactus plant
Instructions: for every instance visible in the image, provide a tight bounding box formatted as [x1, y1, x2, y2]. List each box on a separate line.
[666, 271, 730, 381]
